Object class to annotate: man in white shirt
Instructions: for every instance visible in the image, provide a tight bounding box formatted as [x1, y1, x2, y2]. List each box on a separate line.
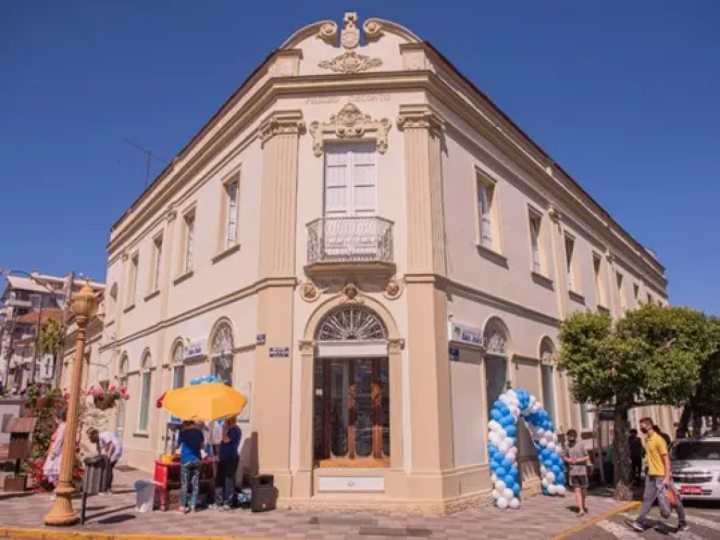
[87, 428, 123, 492]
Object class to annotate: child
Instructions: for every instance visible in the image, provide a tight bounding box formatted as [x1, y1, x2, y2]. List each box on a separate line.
[176, 420, 204, 513]
[563, 428, 590, 516]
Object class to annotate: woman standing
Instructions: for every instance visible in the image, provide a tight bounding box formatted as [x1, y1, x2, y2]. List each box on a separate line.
[43, 410, 67, 499]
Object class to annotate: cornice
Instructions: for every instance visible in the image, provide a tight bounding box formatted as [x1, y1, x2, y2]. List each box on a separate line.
[396, 103, 445, 134]
[258, 109, 305, 144]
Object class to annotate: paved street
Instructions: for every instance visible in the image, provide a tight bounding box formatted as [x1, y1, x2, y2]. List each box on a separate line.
[567, 502, 720, 540]
[0, 467, 625, 539]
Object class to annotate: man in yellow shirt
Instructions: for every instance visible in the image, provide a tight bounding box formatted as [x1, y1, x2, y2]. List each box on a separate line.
[629, 417, 688, 532]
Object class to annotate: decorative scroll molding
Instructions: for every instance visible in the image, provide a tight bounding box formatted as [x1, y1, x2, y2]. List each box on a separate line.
[299, 339, 315, 355]
[363, 19, 384, 42]
[396, 103, 444, 134]
[310, 103, 391, 157]
[259, 110, 305, 144]
[388, 338, 405, 354]
[318, 51, 383, 74]
[317, 22, 338, 45]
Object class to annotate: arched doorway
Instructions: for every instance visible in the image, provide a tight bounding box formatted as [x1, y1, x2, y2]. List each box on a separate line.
[539, 337, 557, 425]
[116, 353, 129, 439]
[483, 317, 510, 415]
[313, 306, 390, 466]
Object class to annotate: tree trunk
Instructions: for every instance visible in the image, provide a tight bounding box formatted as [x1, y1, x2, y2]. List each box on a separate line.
[692, 413, 703, 437]
[613, 404, 633, 501]
[677, 405, 692, 439]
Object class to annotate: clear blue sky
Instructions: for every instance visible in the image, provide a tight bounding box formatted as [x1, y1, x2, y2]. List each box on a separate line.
[1, 1, 718, 314]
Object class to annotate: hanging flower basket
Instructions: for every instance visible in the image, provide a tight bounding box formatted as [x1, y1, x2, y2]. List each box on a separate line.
[87, 384, 129, 410]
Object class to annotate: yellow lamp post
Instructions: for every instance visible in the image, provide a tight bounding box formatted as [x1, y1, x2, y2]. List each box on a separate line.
[44, 283, 98, 526]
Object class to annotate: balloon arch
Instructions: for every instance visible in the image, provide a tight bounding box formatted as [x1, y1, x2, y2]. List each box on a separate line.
[487, 387, 566, 509]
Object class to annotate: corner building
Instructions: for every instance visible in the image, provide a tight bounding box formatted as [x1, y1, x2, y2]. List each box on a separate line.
[99, 13, 670, 513]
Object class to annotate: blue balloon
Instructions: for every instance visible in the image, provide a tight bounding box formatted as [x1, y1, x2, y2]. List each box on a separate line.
[495, 467, 507, 478]
[540, 449, 550, 460]
[501, 458, 512, 470]
[512, 483, 521, 496]
[505, 425, 517, 437]
[557, 473, 565, 484]
[547, 422, 555, 432]
[490, 408, 503, 421]
[500, 415, 514, 427]
[551, 465, 561, 475]
[504, 474, 516, 486]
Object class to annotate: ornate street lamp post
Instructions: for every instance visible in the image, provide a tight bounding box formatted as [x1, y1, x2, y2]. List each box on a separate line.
[44, 283, 97, 526]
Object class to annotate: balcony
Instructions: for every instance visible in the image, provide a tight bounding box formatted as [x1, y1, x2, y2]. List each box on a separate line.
[305, 216, 395, 277]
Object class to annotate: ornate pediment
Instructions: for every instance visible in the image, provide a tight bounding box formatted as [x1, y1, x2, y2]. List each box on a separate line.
[317, 12, 383, 74]
[309, 103, 391, 157]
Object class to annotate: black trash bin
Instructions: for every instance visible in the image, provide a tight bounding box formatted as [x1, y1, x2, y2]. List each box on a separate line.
[250, 474, 276, 512]
[81, 455, 111, 524]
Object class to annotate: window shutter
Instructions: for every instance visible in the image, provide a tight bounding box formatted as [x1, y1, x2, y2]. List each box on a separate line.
[226, 183, 238, 247]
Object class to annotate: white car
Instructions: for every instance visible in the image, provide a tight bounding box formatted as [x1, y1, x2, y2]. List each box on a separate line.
[671, 436, 720, 501]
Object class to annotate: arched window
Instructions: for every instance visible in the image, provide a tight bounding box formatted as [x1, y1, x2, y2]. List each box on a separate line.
[210, 322, 234, 386]
[484, 318, 510, 414]
[171, 341, 185, 389]
[138, 351, 152, 432]
[313, 307, 390, 466]
[539, 338, 557, 424]
[316, 306, 387, 341]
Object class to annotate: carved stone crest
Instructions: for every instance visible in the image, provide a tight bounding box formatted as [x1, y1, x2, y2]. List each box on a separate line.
[318, 51, 382, 74]
[342, 283, 360, 302]
[300, 280, 321, 302]
[310, 103, 391, 157]
[383, 278, 403, 300]
[340, 12, 360, 49]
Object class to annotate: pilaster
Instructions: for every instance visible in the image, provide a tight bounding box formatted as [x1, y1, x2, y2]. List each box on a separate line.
[254, 110, 304, 499]
[398, 104, 453, 485]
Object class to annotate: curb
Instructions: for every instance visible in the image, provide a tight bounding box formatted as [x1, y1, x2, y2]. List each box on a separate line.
[550, 500, 642, 539]
[0, 527, 281, 540]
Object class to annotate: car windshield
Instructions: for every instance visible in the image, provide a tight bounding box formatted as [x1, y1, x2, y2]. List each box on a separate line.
[672, 441, 720, 461]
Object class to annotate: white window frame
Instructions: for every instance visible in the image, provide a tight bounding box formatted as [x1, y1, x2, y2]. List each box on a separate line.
[151, 233, 163, 292]
[323, 142, 377, 218]
[564, 234, 577, 292]
[528, 208, 544, 274]
[475, 170, 500, 252]
[126, 252, 139, 307]
[182, 208, 196, 273]
[592, 253, 606, 308]
[223, 177, 240, 249]
[616, 272, 627, 312]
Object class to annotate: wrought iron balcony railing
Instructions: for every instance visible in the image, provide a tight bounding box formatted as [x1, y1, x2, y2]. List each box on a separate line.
[307, 216, 394, 265]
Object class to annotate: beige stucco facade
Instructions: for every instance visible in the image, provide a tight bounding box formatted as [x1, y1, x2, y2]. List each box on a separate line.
[88, 13, 671, 514]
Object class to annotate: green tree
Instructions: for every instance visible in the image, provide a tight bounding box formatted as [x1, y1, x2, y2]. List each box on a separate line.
[39, 318, 62, 382]
[559, 303, 715, 500]
[677, 317, 720, 436]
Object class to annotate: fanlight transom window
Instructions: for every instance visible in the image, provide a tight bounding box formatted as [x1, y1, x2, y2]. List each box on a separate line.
[211, 323, 233, 357]
[317, 307, 387, 341]
[484, 319, 509, 356]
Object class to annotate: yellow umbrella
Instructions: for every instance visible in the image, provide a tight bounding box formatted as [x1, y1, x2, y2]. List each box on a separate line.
[161, 382, 247, 422]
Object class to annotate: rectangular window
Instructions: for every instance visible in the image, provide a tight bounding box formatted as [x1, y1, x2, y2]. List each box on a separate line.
[224, 180, 239, 249]
[127, 253, 139, 305]
[477, 176, 497, 250]
[139, 371, 151, 431]
[183, 211, 195, 272]
[647, 292, 653, 304]
[580, 403, 591, 430]
[152, 235, 163, 291]
[564, 235, 576, 291]
[593, 254, 606, 307]
[616, 272, 626, 311]
[528, 211, 543, 273]
[172, 365, 185, 389]
[324, 143, 376, 218]
[633, 283, 640, 305]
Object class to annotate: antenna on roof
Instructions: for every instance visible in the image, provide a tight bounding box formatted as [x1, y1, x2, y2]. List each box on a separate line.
[122, 139, 167, 186]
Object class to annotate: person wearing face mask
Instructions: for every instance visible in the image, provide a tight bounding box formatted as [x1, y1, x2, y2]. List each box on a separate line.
[562, 429, 590, 516]
[628, 417, 688, 533]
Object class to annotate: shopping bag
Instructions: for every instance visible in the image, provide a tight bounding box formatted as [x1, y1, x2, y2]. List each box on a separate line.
[666, 485, 679, 508]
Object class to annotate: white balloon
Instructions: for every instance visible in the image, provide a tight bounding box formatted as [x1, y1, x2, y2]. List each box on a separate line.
[490, 433, 500, 445]
[499, 395, 510, 404]
[539, 438, 547, 448]
[547, 442, 556, 451]
[556, 486, 566, 496]
[499, 441, 510, 453]
[495, 480, 506, 492]
[541, 478, 548, 487]
[507, 389, 517, 399]
[536, 428, 545, 437]
[506, 453, 516, 464]
[502, 488, 514, 500]
[492, 489, 500, 499]
[489, 420, 502, 432]
[546, 471, 556, 483]
[503, 437, 514, 447]
[497, 496, 509, 509]
[497, 428, 507, 440]
[509, 497, 520, 509]
[532, 402, 542, 413]
[547, 484, 557, 495]
[491, 473, 497, 483]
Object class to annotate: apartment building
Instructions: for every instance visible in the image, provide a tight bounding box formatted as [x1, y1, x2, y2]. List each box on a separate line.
[94, 13, 670, 513]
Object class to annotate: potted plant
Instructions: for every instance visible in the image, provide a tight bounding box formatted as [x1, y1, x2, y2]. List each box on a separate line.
[86, 384, 129, 410]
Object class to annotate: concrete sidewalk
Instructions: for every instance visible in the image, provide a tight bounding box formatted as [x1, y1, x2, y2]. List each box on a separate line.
[0, 468, 626, 539]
